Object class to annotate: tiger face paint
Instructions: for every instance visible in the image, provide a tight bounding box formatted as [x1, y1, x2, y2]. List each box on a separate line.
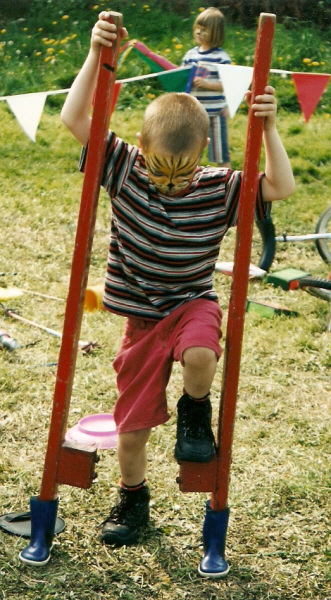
[144, 152, 200, 196]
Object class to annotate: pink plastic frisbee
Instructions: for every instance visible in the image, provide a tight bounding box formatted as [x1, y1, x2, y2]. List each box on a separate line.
[65, 413, 118, 449]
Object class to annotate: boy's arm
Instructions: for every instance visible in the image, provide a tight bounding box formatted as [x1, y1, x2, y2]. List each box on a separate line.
[61, 13, 127, 147]
[247, 86, 295, 201]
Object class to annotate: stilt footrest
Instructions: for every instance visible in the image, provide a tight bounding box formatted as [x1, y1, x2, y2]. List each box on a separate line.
[176, 455, 218, 492]
[56, 441, 98, 489]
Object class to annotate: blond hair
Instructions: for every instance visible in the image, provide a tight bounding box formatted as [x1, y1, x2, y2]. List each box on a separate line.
[194, 7, 225, 47]
[141, 93, 209, 155]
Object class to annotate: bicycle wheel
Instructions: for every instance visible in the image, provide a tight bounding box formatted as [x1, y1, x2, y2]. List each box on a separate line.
[315, 206, 331, 263]
[298, 276, 331, 291]
[303, 287, 331, 302]
[220, 217, 275, 272]
[255, 216, 276, 272]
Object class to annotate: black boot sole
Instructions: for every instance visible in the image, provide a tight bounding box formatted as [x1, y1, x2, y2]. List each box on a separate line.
[174, 444, 216, 463]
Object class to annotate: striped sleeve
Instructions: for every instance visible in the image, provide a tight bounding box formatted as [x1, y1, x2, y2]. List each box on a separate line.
[79, 132, 139, 197]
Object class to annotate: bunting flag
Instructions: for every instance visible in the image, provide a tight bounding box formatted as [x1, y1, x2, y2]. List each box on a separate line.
[291, 72, 330, 123]
[217, 64, 253, 118]
[6, 92, 47, 142]
[154, 66, 191, 92]
[119, 39, 190, 92]
[120, 39, 176, 72]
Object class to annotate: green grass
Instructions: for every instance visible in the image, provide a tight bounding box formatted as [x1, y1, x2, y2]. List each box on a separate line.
[0, 0, 330, 115]
[0, 91, 330, 600]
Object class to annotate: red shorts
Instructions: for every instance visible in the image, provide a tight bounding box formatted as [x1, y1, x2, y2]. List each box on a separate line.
[112, 299, 222, 433]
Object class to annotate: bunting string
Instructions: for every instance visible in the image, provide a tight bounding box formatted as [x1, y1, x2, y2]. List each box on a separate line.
[0, 57, 329, 142]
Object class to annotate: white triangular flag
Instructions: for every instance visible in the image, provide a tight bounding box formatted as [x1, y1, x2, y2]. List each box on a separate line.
[218, 65, 253, 118]
[6, 92, 47, 142]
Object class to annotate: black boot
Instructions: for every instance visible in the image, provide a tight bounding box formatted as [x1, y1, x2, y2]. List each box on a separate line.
[175, 393, 216, 463]
[100, 484, 150, 546]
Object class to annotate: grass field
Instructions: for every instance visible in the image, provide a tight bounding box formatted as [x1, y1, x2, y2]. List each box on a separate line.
[0, 87, 330, 600]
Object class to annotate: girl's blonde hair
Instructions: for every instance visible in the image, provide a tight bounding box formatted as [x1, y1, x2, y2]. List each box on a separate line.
[194, 7, 225, 47]
[141, 93, 209, 156]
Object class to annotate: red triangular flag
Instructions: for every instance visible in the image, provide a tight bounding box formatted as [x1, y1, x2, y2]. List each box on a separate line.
[292, 73, 330, 123]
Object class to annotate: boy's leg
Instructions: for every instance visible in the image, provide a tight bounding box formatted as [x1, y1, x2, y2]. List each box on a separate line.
[175, 346, 218, 463]
[183, 346, 217, 399]
[117, 429, 151, 487]
[101, 428, 151, 546]
[172, 301, 222, 464]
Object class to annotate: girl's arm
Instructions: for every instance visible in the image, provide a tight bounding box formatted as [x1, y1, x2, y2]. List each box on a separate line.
[193, 77, 223, 92]
[61, 13, 127, 146]
[247, 86, 295, 201]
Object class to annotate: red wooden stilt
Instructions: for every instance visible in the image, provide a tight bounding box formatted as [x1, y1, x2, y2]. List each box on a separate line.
[177, 15, 276, 504]
[212, 13, 276, 511]
[197, 13, 277, 579]
[39, 12, 123, 502]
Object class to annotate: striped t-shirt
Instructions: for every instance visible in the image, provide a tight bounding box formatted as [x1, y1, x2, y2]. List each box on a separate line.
[182, 46, 231, 115]
[80, 133, 267, 321]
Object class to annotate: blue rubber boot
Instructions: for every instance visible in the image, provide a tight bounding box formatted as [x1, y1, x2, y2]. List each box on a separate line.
[198, 501, 230, 578]
[19, 496, 59, 566]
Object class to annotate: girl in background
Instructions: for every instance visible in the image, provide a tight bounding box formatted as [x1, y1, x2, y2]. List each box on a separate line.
[182, 7, 231, 167]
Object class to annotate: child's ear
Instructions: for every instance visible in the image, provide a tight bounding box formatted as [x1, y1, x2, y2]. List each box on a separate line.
[205, 137, 210, 148]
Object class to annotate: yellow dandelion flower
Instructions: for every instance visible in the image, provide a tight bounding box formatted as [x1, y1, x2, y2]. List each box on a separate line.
[46, 48, 55, 54]
[35, 51, 42, 56]
[58, 50, 65, 54]
[93, 5, 99, 9]
[198, 7, 205, 12]
[23, 27, 28, 31]
[164, 49, 171, 54]
[320, 61, 325, 65]
[44, 56, 52, 62]
[143, 4, 149, 8]
[38, 27, 43, 32]
[71, 34, 77, 39]
[52, 21, 57, 25]
[175, 44, 183, 50]
[278, 57, 283, 61]
[1, 29, 6, 34]
[147, 93, 155, 99]
[60, 38, 68, 44]
[302, 58, 311, 64]
[62, 15, 69, 20]
[311, 61, 319, 66]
